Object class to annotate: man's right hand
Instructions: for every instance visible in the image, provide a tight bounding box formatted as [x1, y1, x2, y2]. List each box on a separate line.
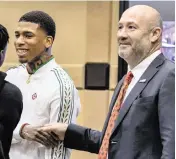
[39, 123, 68, 141]
[21, 125, 58, 147]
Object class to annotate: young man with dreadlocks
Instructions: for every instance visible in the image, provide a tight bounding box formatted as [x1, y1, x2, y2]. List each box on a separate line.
[0, 24, 23, 159]
[5, 11, 81, 159]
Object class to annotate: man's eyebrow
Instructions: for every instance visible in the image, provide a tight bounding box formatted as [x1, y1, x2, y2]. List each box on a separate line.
[15, 31, 34, 34]
[15, 31, 19, 34]
[118, 21, 139, 28]
[23, 31, 34, 34]
[127, 21, 137, 25]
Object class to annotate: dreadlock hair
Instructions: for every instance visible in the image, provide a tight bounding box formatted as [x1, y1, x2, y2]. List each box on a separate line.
[19, 11, 56, 41]
[0, 24, 9, 53]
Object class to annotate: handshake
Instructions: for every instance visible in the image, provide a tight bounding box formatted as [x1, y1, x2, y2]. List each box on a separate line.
[20, 123, 68, 148]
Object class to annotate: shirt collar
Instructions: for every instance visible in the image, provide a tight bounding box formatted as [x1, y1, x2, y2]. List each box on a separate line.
[129, 50, 161, 80]
[26, 53, 54, 74]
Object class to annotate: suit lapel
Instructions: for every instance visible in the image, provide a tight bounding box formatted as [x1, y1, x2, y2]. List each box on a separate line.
[100, 77, 125, 142]
[111, 54, 165, 135]
[108, 77, 125, 116]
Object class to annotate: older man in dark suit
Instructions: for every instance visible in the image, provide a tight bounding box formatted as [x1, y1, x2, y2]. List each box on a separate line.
[0, 24, 23, 159]
[40, 5, 175, 159]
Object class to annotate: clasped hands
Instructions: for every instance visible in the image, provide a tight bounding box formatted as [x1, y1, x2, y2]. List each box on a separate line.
[21, 123, 68, 148]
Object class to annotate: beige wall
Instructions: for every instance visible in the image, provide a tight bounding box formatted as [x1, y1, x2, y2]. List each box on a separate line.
[0, 1, 119, 159]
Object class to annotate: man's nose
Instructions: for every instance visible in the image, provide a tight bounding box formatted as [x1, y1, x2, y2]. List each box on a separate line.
[117, 28, 128, 41]
[15, 36, 25, 46]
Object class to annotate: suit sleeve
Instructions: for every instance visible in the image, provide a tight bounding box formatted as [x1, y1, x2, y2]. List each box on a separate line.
[9, 91, 24, 144]
[158, 68, 175, 159]
[64, 124, 102, 154]
[5, 67, 24, 144]
[0, 120, 5, 159]
[0, 83, 23, 154]
[0, 141, 5, 159]
[45, 84, 81, 159]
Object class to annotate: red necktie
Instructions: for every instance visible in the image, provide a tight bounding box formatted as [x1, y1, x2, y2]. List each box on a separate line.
[98, 71, 133, 159]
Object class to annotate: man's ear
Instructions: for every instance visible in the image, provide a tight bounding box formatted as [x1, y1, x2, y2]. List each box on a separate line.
[150, 27, 162, 43]
[44, 36, 53, 49]
[0, 50, 4, 60]
[0, 50, 4, 66]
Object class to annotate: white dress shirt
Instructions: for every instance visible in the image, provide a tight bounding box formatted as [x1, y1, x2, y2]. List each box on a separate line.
[123, 50, 161, 102]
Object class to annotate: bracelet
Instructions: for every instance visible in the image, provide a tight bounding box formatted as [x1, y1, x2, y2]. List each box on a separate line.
[20, 123, 30, 139]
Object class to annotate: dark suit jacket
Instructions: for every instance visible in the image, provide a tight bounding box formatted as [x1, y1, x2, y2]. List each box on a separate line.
[64, 54, 175, 159]
[0, 71, 23, 159]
